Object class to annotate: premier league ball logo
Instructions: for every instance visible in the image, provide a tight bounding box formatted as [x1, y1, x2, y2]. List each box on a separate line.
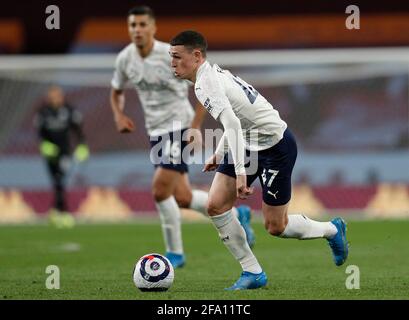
[133, 253, 174, 291]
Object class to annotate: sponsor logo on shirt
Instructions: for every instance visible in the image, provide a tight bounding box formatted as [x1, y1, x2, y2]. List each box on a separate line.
[203, 98, 213, 113]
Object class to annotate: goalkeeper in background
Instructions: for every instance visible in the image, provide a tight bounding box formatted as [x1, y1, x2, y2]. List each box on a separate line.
[34, 85, 90, 227]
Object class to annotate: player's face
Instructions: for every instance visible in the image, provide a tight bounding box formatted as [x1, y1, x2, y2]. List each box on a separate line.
[128, 14, 156, 48]
[47, 87, 64, 108]
[169, 46, 200, 81]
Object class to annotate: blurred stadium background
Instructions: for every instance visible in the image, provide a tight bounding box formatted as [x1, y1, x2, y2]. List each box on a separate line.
[0, 0, 408, 223]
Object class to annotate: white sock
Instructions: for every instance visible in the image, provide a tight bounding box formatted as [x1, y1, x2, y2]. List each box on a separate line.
[190, 189, 240, 219]
[231, 206, 239, 219]
[211, 210, 262, 274]
[280, 214, 337, 239]
[155, 196, 183, 254]
[189, 189, 208, 216]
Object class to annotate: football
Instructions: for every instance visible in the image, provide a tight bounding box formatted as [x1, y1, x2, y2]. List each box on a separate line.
[133, 253, 174, 291]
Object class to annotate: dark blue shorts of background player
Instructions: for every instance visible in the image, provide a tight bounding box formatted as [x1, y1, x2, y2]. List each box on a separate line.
[149, 128, 189, 173]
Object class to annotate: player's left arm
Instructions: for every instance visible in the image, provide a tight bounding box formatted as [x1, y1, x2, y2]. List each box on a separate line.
[34, 109, 60, 159]
[70, 107, 89, 162]
[34, 109, 51, 143]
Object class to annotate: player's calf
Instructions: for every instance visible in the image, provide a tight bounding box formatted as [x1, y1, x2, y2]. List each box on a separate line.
[264, 219, 287, 236]
[175, 195, 192, 209]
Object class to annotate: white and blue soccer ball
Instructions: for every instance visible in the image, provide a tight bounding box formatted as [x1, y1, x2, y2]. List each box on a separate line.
[133, 253, 174, 291]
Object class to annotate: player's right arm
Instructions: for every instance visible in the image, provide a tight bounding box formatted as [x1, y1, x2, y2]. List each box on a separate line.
[110, 88, 135, 133]
[110, 53, 135, 133]
[33, 108, 60, 158]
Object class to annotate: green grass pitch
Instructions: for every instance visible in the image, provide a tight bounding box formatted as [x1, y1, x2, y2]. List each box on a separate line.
[1, 219, 408, 299]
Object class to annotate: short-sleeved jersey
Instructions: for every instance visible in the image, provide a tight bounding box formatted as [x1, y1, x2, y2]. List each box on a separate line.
[111, 40, 194, 136]
[194, 61, 287, 151]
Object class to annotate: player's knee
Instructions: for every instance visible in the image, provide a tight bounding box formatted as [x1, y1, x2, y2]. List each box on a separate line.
[152, 185, 172, 202]
[175, 195, 191, 208]
[264, 220, 286, 236]
[206, 200, 226, 217]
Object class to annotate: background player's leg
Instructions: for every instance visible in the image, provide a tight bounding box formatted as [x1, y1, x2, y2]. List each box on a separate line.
[55, 167, 66, 212]
[172, 173, 193, 209]
[46, 157, 75, 228]
[207, 172, 262, 276]
[54, 181, 65, 212]
[47, 158, 66, 212]
[173, 173, 219, 216]
[152, 167, 185, 265]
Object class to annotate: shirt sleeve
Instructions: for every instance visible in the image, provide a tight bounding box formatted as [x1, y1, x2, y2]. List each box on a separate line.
[111, 54, 128, 90]
[218, 108, 246, 175]
[194, 71, 231, 120]
[215, 132, 228, 159]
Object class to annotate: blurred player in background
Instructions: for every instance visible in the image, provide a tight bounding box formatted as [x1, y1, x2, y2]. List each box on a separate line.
[110, 6, 255, 268]
[35, 85, 89, 228]
[169, 30, 349, 289]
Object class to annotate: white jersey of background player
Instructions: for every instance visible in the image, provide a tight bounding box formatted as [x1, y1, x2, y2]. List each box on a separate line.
[112, 39, 194, 136]
[109, 6, 256, 269]
[170, 30, 348, 290]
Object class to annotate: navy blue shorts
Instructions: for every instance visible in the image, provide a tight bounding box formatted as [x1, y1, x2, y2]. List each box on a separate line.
[216, 128, 298, 206]
[149, 128, 189, 173]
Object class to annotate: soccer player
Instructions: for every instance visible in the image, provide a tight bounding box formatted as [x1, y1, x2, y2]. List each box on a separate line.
[35, 85, 90, 228]
[110, 6, 255, 268]
[169, 30, 349, 290]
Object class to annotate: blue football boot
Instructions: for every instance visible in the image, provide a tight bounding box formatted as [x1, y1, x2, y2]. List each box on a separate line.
[327, 217, 349, 266]
[165, 252, 186, 269]
[225, 271, 268, 291]
[237, 205, 256, 248]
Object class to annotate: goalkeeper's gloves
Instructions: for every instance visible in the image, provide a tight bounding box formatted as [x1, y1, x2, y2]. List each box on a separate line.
[40, 140, 59, 158]
[74, 144, 90, 162]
